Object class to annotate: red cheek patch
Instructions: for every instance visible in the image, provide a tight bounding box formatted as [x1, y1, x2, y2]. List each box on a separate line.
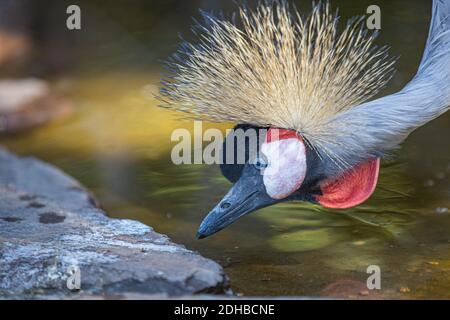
[316, 158, 380, 209]
[265, 128, 302, 143]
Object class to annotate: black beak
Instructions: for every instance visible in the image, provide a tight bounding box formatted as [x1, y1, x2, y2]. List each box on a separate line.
[197, 174, 277, 239]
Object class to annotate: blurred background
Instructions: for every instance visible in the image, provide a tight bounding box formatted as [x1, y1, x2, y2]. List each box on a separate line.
[1, 0, 450, 299]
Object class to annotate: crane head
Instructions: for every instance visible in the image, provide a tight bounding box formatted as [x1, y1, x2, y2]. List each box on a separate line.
[197, 126, 380, 239]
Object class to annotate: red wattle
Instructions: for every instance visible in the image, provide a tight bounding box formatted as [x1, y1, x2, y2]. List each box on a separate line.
[316, 158, 380, 209]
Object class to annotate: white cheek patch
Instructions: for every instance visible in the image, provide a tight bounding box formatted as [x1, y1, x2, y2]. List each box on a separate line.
[261, 138, 307, 200]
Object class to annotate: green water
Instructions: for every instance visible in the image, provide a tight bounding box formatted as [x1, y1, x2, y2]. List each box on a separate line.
[1, 0, 450, 299]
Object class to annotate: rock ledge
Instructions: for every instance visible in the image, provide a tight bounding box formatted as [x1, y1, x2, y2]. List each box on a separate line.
[0, 148, 229, 298]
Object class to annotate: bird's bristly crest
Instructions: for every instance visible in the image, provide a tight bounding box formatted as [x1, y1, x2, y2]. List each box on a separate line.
[161, 0, 450, 178]
[159, 0, 396, 170]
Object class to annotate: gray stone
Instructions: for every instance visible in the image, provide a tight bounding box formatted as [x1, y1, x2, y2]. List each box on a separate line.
[0, 31, 30, 67]
[0, 79, 73, 134]
[0, 148, 229, 298]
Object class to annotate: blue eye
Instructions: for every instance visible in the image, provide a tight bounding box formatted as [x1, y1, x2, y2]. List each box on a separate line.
[254, 156, 268, 170]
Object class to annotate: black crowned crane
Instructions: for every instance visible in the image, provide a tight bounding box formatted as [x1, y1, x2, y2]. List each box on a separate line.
[159, 0, 450, 239]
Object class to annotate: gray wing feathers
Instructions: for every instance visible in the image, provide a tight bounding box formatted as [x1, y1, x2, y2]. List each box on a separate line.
[420, 0, 450, 70]
[322, 0, 450, 176]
